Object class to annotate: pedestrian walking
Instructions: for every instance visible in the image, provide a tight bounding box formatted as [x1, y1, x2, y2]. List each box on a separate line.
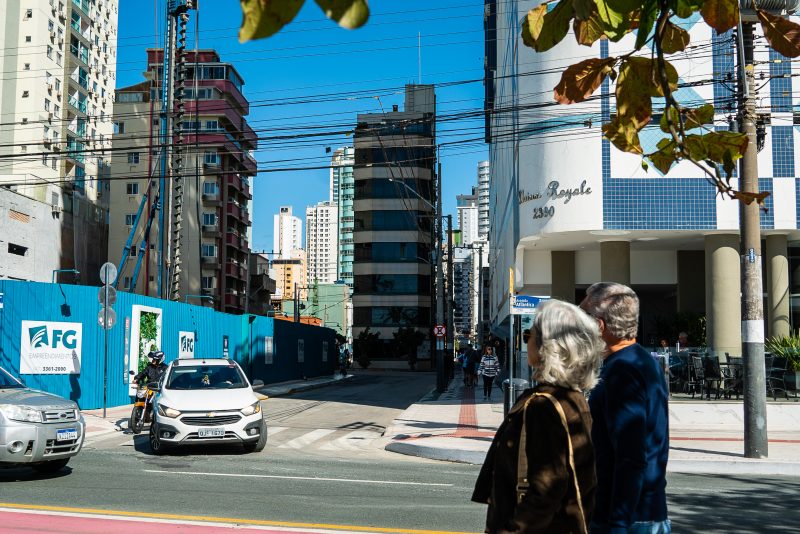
[580, 282, 671, 534]
[467, 346, 481, 388]
[477, 345, 501, 400]
[472, 299, 603, 533]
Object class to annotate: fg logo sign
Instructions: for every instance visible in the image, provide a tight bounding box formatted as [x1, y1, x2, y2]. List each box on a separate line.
[178, 331, 195, 358]
[20, 321, 82, 374]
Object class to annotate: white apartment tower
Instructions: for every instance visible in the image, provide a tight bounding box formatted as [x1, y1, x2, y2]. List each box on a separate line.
[306, 201, 339, 284]
[457, 194, 479, 246]
[273, 206, 302, 259]
[476, 160, 490, 241]
[0, 0, 119, 284]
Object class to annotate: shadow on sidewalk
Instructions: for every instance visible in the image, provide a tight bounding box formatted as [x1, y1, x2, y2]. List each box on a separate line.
[668, 474, 800, 533]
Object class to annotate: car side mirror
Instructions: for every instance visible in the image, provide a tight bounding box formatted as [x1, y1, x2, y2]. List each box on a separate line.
[252, 379, 264, 387]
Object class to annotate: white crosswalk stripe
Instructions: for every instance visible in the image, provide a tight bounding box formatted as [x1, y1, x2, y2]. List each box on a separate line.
[266, 426, 288, 437]
[277, 428, 336, 449]
[319, 429, 382, 451]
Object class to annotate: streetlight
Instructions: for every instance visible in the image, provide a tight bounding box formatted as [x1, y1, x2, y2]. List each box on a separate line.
[52, 269, 80, 284]
[185, 294, 214, 305]
[387, 177, 435, 210]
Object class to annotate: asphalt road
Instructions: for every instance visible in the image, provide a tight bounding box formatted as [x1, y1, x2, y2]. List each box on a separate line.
[2, 372, 800, 532]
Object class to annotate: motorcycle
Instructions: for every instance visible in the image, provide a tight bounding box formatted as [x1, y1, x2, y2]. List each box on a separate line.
[130, 380, 157, 434]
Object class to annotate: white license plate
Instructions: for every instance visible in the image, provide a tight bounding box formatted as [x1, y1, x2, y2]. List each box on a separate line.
[57, 428, 78, 441]
[198, 428, 225, 438]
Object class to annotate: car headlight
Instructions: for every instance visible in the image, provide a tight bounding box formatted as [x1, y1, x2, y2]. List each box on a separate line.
[240, 401, 261, 416]
[0, 404, 43, 423]
[157, 404, 181, 418]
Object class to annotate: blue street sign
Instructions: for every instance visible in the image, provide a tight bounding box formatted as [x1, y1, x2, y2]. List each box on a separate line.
[510, 295, 549, 315]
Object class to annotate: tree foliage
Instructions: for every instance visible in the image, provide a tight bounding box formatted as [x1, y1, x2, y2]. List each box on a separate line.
[524, 0, 800, 204]
[239, 0, 369, 42]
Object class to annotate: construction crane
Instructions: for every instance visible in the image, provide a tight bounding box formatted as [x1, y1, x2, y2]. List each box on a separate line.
[114, 1, 196, 300]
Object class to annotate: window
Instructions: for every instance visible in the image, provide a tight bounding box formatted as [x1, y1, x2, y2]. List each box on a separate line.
[126, 183, 138, 195]
[127, 152, 140, 165]
[204, 151, 220, 165]
[44, 99, 50, 111]
[203, 181, 218, 195]
[48, 19, 54, 31]
[42, 153, 48, 166]
[125, 214, 136, 226]
[55, 79, 61, 91]
[202, 244, 217, 257]
[54, 104, 60, 117]
[9, 243, 28, 256]
[25, 9, 32, 19]
[51, 155, 58, 169]
[56, 53, 62, 66]
[129, 244, 137, 256]
[25, 35, 32, 42]
[23, 63, 30, 70]
[201, 276, 215, 290]
[46, 45, 53, 59]
[123, 276, 131, 289]
[205, 120, 219, 131]
[22, 91, 29, 98]
[113, 121, 125, 134]
[202, 212, 217, 226]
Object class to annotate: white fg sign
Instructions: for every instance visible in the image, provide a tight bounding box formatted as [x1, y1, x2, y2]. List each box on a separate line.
[20, 320, 83, 374]
[178, 331, 195, 358]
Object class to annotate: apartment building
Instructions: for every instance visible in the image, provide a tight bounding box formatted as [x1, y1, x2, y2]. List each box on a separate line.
[273, 205, 302, 259]
[306, 201, 339, 284]
[108, 49, 256, 313]
[330, 146, 355, 288]
[0, 0, 119, 284]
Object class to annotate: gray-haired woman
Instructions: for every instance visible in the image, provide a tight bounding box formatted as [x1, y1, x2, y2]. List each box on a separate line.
[472, 299, 604, 533]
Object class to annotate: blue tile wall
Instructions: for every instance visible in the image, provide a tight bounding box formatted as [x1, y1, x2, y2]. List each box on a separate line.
[769, 49, 792, 113]
[604, 178, 717, 230]
[601, 40, 611, 181]
[759, 178, 774, 230]
[712, 30, 735, 113]
[772, 126, 795, 177]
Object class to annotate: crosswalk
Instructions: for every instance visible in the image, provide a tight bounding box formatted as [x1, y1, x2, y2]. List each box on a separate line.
[87, 425, 386, 455]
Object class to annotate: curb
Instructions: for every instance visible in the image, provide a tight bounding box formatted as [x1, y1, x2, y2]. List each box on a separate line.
[667, 459, 800, 476]
[385, 440, 487, 465]
[254, 374, 354, 398]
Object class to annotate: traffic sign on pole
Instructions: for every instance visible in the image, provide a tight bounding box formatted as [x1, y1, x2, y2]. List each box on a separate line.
[434, 324, 446, 337]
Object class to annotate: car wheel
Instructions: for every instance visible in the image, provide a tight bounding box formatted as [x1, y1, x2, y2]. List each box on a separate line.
[149, 422, 170, 455]
[243, 420, 267, 453]
[130, 406, 144, 434]
[32, 458, 69, 474]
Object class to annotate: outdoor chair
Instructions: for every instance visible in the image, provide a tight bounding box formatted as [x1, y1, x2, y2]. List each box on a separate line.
[767, 356, 790, 401]
[685, 355, 706, 398]
[703, 358, 729, 400]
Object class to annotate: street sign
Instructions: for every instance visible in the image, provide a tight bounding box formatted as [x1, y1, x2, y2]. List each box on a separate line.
[434, 324, 446, 337]
[98, 285, 117, 306]
[99, 262, 117, 285]
[510, 295, 549, 315]
[98, 306, 117, 330]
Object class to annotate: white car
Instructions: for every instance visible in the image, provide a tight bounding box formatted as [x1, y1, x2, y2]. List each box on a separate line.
[148, 358, 266, 455]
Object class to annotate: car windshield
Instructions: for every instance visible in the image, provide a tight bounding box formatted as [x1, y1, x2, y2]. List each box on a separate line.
[0, 367, 25, 388]
[165, 364, 247, 390]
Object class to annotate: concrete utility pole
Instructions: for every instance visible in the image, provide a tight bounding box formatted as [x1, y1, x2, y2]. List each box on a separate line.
[477, 244, 484, 346]
[738, 20, 767, 458]
[436, 161, 445, 392]
[446, 215, 454, 372]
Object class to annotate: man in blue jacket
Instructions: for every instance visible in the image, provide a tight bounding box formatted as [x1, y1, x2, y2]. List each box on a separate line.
[580, 282, 670, 534]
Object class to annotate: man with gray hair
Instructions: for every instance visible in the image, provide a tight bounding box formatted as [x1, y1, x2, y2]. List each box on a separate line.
[580, 282, 670, 534]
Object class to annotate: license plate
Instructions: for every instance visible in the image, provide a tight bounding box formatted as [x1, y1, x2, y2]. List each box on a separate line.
[198, 428, 225, 438]
[57, 428, 78, 441]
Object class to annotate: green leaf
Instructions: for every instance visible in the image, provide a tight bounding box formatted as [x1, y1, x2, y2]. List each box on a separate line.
[315, 0, 370, 29]
[757, 9, 800, 58]
[641, 159, 649, 172]
[606, 0, 640, 12]
[529, 0, 575, 52]
[595, 0, 632, 41]
[647, 138, 678, 174]
[701, 0, 739, 35]
[522, 5, 547, 48]
[635, 0, 658, 50]
[573, 0, 595, 20]
[683, 103, 714, 130]
[616, 57, 676, 128]
[659, 107, 680, 133]
[671, 0, 703, 19]
[684, 131, 748, 175]
[603, 117, 643, 154]
[574, 11, 605, 46]
[554, 58, 615, 104]
[661, 21, 690, 54]
[684, 134, 709, 160]
[239, 0, 305, 42]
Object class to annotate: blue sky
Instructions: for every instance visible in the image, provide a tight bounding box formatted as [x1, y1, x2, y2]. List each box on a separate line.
[117, 1, 488, 251]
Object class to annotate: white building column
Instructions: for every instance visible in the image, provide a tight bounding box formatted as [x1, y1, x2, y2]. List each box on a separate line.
[766, 234, 790, 339]
[705, 234, 742, 358]
[600, 241, 630, 285]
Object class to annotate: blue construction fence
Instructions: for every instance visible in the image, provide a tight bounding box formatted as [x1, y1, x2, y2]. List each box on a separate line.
[0, 280, 337, 409]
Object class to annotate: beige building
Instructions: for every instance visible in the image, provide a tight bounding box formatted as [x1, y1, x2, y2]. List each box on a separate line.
[108, 49, 256, 313]
[271, 250, 308, 305]
[0, 0, 119, 283]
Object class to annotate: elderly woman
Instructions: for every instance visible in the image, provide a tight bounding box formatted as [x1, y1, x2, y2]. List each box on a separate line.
[472, 299, 604, 533]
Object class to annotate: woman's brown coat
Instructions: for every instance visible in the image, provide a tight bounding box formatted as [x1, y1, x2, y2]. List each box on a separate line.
[472, 384, 596, 533]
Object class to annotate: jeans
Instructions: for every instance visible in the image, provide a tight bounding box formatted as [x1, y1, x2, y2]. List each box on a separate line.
[482, 375, 495, 398]
[590, 520, 671, 534]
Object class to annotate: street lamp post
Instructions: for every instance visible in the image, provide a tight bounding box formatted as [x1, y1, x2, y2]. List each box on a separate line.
[184, 294, 214, 305]
[52, 269, 80, 284]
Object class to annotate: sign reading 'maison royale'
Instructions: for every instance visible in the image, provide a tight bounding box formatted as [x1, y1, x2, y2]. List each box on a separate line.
[518, 180, 593, 220]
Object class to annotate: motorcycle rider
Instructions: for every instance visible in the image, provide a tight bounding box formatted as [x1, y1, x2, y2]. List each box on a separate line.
[134, 350, 167, 386]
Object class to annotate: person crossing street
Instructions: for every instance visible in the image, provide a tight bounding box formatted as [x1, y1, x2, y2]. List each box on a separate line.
[477, 345, 501, 400]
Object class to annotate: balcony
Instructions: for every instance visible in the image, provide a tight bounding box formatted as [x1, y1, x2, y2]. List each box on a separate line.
[226, 201, 241, 219]
[202, 224, 220, 237]
[241, 180, 252, 200]
[225, 261, 243, 278]
[202, 192, 221, 205]
[225, 233, 241, 248]
[224, 293, 243, 309]
[226, 173, 242, 192]
[201, 255, 219, 265]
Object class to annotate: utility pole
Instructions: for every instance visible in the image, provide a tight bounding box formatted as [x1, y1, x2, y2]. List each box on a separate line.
[294, 282, 300, 323]
[477, 243, 484, 347]
[738, 19, 767, 458]
[436, 161, 445, 392]
[446, 215, 454, 378]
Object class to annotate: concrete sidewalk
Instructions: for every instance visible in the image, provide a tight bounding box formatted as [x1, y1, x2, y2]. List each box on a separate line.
[384, 378, 800, 476]
[80, 374, 352, 441]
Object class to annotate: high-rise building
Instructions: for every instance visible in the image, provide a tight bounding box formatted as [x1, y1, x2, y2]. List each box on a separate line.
[330, 147, 355, 287]
[352, 85, 436, 364]
[306, 201, 339, 284]
[273, 206, 302, 259]
[456, 194, 479, 246]
[0, 0, 119, 284]
[108, 49, 256, 313]
[271, 250, 307, 304]
[476, 160, 490, 241]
